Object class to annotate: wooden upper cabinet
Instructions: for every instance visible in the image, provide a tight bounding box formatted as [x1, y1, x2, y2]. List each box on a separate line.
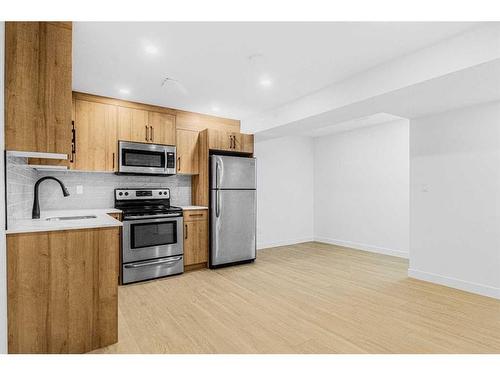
[73, 100, 118, 172]
[149, 111, 176, 145]
[232, 133, 254, 153]
[117, 107, 175, 145]
[5, 22, 72, 154]
[207, 129, 232, 151]
[176, 129, 199, 174]
[117, 107, 149, 143]
[207, 129, 254, 154]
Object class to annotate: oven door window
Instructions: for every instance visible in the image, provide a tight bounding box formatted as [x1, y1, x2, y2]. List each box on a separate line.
[122, 149, 165, 168]
[130, 221, 177, 249]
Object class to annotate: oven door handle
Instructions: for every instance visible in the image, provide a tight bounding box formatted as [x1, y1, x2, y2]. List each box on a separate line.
[124, 214, 181, 220]
[124, 257, 183, 268]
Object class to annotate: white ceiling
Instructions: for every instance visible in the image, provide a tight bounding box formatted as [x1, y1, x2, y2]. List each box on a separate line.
[255, 58, 500, 140]
[308, 113, 406, 137]
[73, 22, 478, 120]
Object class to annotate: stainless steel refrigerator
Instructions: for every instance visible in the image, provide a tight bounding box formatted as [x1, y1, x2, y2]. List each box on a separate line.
[210, 155, 256, 267]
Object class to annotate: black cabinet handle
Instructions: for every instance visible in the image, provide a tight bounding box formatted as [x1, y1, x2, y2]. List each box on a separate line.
[145, 125, 149, 141]
[70, 121, 76, 163]
[185, 224, 188, 239]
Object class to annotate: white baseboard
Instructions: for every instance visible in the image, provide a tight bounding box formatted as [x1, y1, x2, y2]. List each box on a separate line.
[408, 268, 500, 300]
[314, 236, 409, 259]
[257, 237, 315, 250]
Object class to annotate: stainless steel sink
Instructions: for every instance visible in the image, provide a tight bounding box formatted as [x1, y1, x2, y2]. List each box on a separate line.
[45, 215, 97, 221]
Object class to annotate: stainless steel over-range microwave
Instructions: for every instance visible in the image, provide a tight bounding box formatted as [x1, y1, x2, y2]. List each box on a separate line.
[118, 141, 176, 176]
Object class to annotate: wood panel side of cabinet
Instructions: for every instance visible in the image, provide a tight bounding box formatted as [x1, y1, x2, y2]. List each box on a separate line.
[192, 129, 209, 206]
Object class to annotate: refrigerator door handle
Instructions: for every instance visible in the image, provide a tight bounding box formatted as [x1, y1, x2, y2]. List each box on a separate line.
[215, 159, 221, 217]
[215, 159, 221, 189]
[216, 189, 221, 217]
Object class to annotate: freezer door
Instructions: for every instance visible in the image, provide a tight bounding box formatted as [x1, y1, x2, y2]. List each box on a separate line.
[210, 155, 256, 190]
[211, 189, 256, 266]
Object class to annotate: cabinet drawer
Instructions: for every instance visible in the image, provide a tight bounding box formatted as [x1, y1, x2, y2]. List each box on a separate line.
[183, 210, 208, 222]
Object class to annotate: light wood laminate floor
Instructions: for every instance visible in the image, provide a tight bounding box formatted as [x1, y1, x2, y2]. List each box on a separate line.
[91, 242, 500, 353]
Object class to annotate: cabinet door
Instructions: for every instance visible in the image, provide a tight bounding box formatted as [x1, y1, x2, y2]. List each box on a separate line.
[5, 22, 72, 154]
[117, 107, 149, 143]
[73, 100, 118, 171]
[183, 220, 208, 266]
[233, 133, 254, 154]
[7, 228, 119, 354]
[149, 112, 176, 145]
[176, 129, 199, 174]
[208, 129, 232, 151]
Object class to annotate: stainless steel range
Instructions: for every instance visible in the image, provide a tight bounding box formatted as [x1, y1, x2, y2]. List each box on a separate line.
[115, 188, 183, 284]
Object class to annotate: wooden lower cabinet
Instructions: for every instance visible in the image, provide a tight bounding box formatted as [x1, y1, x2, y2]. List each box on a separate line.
[7, 227, 119, 354]
[183, 210, 209, 269]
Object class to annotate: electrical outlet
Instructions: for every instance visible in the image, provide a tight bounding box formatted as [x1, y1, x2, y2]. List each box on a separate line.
[76, 185, 83, 195]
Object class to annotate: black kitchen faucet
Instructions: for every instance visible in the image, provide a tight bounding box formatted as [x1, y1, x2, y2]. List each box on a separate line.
[32, 176, 70, 219]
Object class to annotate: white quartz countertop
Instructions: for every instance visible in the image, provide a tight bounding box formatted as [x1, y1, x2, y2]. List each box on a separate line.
[6, 208, 123, 234]
[180, 206, 208, 210]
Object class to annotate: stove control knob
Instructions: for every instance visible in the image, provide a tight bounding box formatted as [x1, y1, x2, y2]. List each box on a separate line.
[164, 191, 168, 195]
[158, 192, 162, 195]
[118, 192, 123, 196]
[124, 192, 129, 196]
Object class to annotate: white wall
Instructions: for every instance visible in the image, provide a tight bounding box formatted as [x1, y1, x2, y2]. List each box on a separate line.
[254, 136, 314, 249]
[0, 21, 8, 354]
[409, 101, 500, 299]
[314, 120, 410, 258]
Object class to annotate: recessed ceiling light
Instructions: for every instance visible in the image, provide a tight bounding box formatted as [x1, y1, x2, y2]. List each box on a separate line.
[211, 106, 220, 112]
[259, 77, 272, 88]
[119, 88, 130, 95]
[144, 44, 159, 55]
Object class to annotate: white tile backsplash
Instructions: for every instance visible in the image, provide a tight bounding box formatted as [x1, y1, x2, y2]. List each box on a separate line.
[6, 157, 192, 224]
[6, 157, 38, 224]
